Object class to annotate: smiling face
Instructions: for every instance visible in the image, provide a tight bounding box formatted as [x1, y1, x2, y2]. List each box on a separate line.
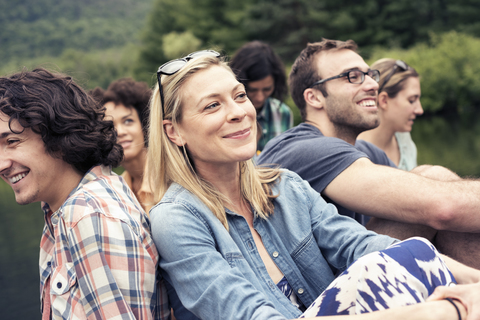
[316, 49, 380, 137]
[0, 112, 81, 211]
[246, 75, 275, 110]
[171, 65, 257, 174]
[104, 102, 146, 164]
[383, 76, 423, 132]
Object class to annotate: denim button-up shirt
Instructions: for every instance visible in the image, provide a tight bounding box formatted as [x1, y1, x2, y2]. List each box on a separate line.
[151, 170, 395, 320]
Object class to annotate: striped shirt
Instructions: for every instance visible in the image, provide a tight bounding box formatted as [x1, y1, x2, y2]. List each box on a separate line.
[39, 166, 170, 319]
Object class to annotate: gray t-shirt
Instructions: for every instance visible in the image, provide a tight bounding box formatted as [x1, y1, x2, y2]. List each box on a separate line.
[257, 123, 396, 226]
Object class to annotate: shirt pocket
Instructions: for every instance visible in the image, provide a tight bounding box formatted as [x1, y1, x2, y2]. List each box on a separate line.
[50, 263, 77, 296]
[225, 252, 246, 268]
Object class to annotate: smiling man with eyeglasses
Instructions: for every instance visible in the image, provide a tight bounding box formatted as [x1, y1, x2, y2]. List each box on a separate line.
[258, 38, 480, 270]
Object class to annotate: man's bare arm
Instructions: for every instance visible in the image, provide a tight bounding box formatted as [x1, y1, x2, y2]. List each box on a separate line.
[324, 157, 480, 232]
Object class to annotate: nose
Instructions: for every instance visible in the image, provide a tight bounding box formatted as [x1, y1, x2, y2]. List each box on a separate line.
[227, 101, 248, 122]
[115, 124, 126, 137]
[414, 101, 424, 115]
[249, 92, 266, 107]
[364, 74, 379, 92]
[0, 150, 13, 175]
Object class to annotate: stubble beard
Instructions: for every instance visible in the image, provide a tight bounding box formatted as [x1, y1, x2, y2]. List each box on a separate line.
[325, 95, 380, 141]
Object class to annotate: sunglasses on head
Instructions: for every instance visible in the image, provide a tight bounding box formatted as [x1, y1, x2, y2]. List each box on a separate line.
[157, 50, 221, 116]
[378, 60, 409, 92]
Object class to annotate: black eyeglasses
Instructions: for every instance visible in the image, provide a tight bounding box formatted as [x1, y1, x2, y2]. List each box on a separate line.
[309, 69, 380, 88]
[157, 50, 221, 116]
[378, 60, 409, 92]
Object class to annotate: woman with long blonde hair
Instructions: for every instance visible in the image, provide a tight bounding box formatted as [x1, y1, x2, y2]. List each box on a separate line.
[147, 51, 479, 320]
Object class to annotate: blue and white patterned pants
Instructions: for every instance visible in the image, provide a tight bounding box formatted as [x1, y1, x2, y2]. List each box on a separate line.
[301, 237, 456, 317]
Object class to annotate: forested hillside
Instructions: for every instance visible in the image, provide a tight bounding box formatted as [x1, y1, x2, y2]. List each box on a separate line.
[0, 0, 152, 88]
[2, 0, 480, 111]
[0, 0, 151, 61]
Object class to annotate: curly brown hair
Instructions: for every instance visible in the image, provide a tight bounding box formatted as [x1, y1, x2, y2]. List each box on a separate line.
[0, 68, 123, 174]
[103, 78, 152, 146]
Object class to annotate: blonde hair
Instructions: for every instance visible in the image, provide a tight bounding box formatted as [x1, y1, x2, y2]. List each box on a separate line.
[372, 58, 419, 98]
[147, 55, 280, 230]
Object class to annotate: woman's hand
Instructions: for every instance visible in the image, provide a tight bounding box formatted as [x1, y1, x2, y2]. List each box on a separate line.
[427, 282, 480, 320]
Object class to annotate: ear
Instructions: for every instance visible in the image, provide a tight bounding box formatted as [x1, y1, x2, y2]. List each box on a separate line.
[303, 88, 325, 111]
[377, 91, 389, 111]
[163, 120, 185, 147]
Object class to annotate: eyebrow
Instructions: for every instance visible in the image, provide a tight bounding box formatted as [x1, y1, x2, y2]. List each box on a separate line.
[197, 84, 244, 106]
[0, 130, 13, 139]
[121, 110, 133, 120]
[339, 67, 365, 74]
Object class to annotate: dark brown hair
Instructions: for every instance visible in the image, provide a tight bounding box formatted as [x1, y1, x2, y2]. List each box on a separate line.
[102, 78, 152, 146]
[0, 68, 123, 174]
[229, 41, 287, 102]
[289, 39, 358, 121]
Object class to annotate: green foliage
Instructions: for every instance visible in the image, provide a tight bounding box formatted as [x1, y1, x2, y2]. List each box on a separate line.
[0, 179, 44, 318]
[412, 112, 480, 177]
[0, 45, 139, 90]
[368, 31, 480, 114]
[162, 31, 202, 60]
[0, 0, 151, 63]
[134, 0, 253, 83]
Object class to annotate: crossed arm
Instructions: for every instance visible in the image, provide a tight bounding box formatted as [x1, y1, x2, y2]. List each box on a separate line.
[324, 157, 480, 232]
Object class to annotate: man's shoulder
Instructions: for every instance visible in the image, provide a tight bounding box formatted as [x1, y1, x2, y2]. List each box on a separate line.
[61, 167, 145, 225]
[258, 123, 361, 165]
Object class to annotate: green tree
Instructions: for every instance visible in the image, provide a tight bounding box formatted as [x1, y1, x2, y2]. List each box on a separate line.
[368, 31, 480, 114]
[242, 0, 480, 61]
[134, 0, 253, 83]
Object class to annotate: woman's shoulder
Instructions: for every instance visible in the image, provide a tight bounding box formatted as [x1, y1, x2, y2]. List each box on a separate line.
[151, 182, 205, 216]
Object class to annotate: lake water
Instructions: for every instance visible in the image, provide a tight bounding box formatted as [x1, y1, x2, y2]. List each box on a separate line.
[1, 113, 480, 318]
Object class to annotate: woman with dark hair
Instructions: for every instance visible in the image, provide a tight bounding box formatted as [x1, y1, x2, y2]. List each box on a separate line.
[358, 59, 423, 170]
[230, 41, 293, 152]
[103, 78, 154, 213]
[146, 51, 480, 320]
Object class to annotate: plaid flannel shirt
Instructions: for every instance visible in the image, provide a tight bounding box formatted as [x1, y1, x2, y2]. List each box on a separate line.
[256, 97, 293, 152]
[39, 166, 170, 319]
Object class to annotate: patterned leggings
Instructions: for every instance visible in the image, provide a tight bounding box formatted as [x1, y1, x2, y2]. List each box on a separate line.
[301, 237, 456, 317]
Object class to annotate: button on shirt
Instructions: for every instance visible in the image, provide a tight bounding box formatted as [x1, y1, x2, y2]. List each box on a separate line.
[39, 165, 169, 319]
[151, 170, 396, 320]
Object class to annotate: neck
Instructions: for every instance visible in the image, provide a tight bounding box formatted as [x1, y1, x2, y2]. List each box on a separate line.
[196, 161, 244, 211]
[358, 123, 396, 150]
[122, 149, 147, 192]
[304, 118, 358, 145]
[48, 165, 84, 212]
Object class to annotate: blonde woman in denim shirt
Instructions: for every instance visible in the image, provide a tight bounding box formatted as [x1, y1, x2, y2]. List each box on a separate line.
[146, 51, 480, 320]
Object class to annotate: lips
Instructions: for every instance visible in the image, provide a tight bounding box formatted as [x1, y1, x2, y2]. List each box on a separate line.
[356, 99, 376, 107]
[8, 171, 29, 184]
[223, 128, 250, 139]
[118, 140, 132, 148]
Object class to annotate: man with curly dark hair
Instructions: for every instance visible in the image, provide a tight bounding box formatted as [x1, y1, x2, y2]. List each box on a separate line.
[0, 68, 169, 319]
